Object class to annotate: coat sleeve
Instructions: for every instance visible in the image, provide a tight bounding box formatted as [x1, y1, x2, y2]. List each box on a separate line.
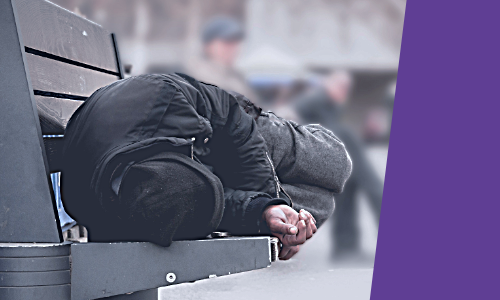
[195, 85, 290, 234]
[255, 112, 353, 226]
[175, 73, 276, 194]
[173, 73, 291, 233]
[279, 183, 335, 228]
[257, 112, 352, 194]
[217, 187, 291, 234]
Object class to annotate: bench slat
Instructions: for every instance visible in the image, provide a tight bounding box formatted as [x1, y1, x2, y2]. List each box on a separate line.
[36, 96, 83, 135]
[16, 0, 118, 72]
[26, 53, 119, 98]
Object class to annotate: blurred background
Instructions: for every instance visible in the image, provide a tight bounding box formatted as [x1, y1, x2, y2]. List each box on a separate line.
[50, 0, 405, 298]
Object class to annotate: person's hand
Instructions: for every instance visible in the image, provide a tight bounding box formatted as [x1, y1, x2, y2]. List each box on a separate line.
[298, 209, 317, 241]
[279, 245, 300, 260]
[262, 205, 317, 260]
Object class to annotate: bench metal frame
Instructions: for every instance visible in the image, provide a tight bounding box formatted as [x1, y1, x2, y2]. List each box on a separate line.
[0, 1, 274, 299]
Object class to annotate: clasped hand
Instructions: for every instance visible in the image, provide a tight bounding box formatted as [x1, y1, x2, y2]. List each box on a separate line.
[262, 205, 317, 260]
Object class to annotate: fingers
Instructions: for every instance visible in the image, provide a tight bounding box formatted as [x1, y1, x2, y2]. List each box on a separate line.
[269, 218, 298, 236]
[307, 211, 317, 225]
[306, 211, 317, 234]
[299, 209, 316, 239]
[280, 245, 300, 260]
[299, 210, 308, 221]
[310, 221, 317, 234]
[283, 219, 307, 246]
[299, 210, 311, 238]
[305, 219, 313, 239]
[283, 245, 300, 260]
[300, 209, 316, 225]
[296, 220, 307, 244]
[279, 245, 291, 260]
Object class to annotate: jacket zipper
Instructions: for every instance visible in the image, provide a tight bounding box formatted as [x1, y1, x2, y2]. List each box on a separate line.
[191, 137, 195, 159]
[265, 152, 292, 202]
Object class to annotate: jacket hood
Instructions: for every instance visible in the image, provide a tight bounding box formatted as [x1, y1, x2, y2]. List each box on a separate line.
[62, 74, 216, 224]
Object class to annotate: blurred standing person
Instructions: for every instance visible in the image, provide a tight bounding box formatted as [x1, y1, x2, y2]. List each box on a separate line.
[295, 71, 384, 265]
[187, 16, 259, 103]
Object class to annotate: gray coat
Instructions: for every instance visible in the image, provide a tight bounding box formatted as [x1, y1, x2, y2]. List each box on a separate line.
[256, 112, 352, 227]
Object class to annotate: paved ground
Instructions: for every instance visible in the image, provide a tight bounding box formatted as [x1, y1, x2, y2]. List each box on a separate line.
[159, 146, 387, 300]
[160, 267, 373, 300]
[159, 224, 374, 300]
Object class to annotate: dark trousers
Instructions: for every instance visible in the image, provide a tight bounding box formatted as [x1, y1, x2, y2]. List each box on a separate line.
[331, 146, 383, 255]
[333, 180, 359, 253]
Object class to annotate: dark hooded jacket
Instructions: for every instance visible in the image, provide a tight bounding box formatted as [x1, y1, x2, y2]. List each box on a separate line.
[62, 73, 351, 241]
[62, 73, 288, 238]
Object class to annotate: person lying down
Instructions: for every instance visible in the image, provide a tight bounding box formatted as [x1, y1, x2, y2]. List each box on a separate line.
[61, 73, 352, 260]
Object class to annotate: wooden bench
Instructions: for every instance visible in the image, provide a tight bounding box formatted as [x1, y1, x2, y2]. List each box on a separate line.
[0, 1, 276, 299]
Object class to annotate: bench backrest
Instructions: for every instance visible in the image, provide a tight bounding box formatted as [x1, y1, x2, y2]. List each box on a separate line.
[16, 0, 124, 172]
[0, 0, 122, 243]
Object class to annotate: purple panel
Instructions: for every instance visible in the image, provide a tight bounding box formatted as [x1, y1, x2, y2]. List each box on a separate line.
[371, 1, 500, 299]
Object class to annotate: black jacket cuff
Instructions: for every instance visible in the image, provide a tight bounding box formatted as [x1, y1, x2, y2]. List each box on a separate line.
[245, 196, 291, 233]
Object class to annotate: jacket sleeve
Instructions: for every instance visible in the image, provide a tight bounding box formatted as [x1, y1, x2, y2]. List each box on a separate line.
[196, 86, 289, 234]
[257, 112, 352, 194]
[255, 112, 353, 227]
[279, 183, 335, 228]
[175, 73, 276, 194]
[217, 187, 291, 235]
[173, 73, 289, 233]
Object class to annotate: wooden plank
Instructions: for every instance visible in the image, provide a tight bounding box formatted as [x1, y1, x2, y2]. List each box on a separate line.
[15, 0, 118, 72]
[26, 53, 119, 97]
[36, 96, 83, 135]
